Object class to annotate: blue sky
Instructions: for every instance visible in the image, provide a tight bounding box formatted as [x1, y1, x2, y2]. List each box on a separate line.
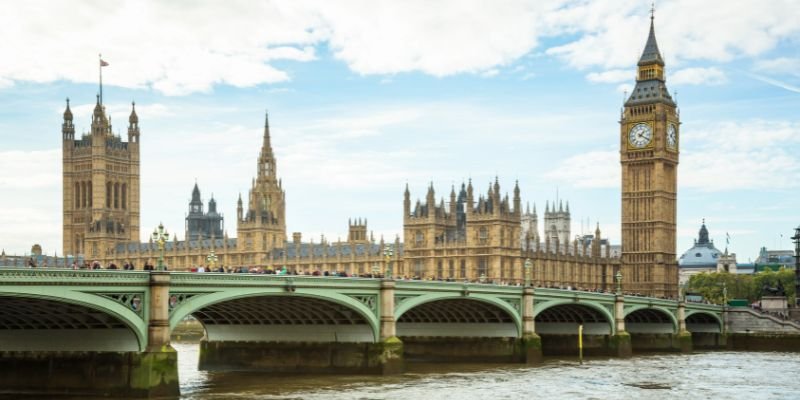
[1, 0, 799, 262]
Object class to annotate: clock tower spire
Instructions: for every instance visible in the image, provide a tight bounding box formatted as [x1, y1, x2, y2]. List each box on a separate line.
[619, 10, 679, 297]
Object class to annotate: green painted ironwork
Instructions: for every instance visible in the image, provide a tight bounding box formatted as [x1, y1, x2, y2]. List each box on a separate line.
[0, 268, 724, 351]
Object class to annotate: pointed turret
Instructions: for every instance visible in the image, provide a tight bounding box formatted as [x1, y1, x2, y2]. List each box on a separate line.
[426, 182, 435, 206]
[62, 98, 75, 140]
[127, 101, 140, 142]
[626, 9, 674, 106]
[403, 183, 411, 217]
[63, 98, 73, 122]
[189, 183, 203, 214]
[129, 101, 138, 125]
[638, 11, 664, 67]
[208, 194, 217, 214]
[237, 192, 243, 221]
[698, 219, 710, 245]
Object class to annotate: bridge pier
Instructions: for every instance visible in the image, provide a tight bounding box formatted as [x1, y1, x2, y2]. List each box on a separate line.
[136, 271, 180, 398]
[378, 279, 405, 374]
[522, 286, 543, 364]
[677, 301, 693, 353]
[611, 294, 632, 357]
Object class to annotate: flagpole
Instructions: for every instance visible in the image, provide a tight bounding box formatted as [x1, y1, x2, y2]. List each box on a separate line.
[99, 53, 103, 105]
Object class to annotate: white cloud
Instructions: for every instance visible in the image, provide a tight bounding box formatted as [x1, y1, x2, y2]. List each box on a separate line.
[546, 0, 800, 70]
[755, 57, 800, 77]
[681, 120, 800, 191]
[543, 150, 619, 188]
[0, 1, 798, 94]
[0, 149, 60, 189]
[546, 120, 800, 192]
[317, 0, 553, 77]
[586, 69, 634, 84]
[670, 67, 727, 86]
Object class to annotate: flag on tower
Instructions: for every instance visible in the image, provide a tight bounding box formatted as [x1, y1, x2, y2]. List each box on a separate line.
[100, 59, 109, 67]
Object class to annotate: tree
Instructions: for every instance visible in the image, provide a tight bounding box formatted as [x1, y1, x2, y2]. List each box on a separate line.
[687, 268, 796, 305]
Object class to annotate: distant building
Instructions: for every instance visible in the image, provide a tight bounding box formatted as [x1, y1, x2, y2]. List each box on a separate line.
[678, 220, 724, 285]
[754, 247, 796, 272]
[185, 183, 224, 241]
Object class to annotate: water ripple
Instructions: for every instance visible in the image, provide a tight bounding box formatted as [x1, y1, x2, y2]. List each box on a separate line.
[174, 343, 800, 400]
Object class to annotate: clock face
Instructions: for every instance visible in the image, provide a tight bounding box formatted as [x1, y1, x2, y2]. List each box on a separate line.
[628, 123, 652, 148]
[667, 123, 677, 149]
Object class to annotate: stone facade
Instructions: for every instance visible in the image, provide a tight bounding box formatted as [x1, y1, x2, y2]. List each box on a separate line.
[65, 18, 683, 297]
[62, 97, 140, 259]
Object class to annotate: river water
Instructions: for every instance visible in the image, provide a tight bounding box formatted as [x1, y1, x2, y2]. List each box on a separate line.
[174, 342, 800, 400]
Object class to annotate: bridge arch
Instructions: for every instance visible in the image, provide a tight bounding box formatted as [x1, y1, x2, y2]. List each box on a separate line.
[534, 300, 614, 335]
[685, 310, 722, 333]
[395, 293, 522, 337]
[0, 291, 146, 351]
[169, 289, 380, 343]
[624, 305, 678, 334]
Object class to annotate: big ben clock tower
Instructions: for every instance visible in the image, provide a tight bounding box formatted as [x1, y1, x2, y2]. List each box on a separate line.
[620, 12, 679, 297]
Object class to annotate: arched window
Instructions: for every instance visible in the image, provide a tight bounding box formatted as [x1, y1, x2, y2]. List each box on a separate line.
[121, 184, 127, 209]
[106, 182, 112, 208]
[113, 183, 119, 209]
[75, 182, 80, 209]
[415, 231, 424, 246]
[479, 227, 488, 244]
[88, 181, 92, 207]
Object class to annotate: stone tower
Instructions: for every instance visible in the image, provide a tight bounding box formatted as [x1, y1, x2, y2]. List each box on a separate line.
[347, 218, 369, 243]
[543, 200, 571, 246]
[62, 97, 140, 258]
[185, 183, 224, 241]
[236, 112, 286, 264]
[520, 202, 539, 250]
[620, 13, 679, 297]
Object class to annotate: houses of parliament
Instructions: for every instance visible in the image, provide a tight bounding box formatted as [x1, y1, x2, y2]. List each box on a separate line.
[60, 16, 679, 297]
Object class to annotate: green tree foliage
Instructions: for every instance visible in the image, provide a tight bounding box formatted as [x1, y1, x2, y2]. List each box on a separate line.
[686, 268, 796, 305]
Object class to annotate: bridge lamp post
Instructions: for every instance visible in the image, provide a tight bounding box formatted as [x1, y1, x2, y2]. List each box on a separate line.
[524, 258, 532, 287]
[792, 225, 800, 307]
[206, 249, 218, 271]
[615, 270, 623, 295]
[383, 244, 394, 280]
[151, 223, 169, 271]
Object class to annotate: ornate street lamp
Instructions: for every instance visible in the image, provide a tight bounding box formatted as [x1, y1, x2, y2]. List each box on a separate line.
[792, 225, 800, 307]
[722, 281, 728, 306]
[524, 258, 532, 287]
[615, 270, 623, 295]
[151, 223, 169, 271]
[383, 244, 394, 279]
[206, 249, 218, 271]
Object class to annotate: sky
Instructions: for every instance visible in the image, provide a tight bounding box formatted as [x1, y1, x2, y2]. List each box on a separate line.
[0, 0, 799, 262]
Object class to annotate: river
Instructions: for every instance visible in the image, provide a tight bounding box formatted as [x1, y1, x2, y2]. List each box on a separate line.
[174, 342, 800, 399]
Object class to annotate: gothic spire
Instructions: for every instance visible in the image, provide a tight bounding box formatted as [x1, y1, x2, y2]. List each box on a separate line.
[262, 110, 273, 153]
[638, 7, 664, 66]
[128, 101, 138, 125]
[63, 98, 73, 121]
[191, 182, 201, 204]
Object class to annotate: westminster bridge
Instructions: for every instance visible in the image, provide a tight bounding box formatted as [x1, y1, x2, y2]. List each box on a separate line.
[0, 269, 723, 398]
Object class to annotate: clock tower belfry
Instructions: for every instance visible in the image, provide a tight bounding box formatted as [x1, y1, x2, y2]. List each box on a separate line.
[620, 12, 679, 297]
